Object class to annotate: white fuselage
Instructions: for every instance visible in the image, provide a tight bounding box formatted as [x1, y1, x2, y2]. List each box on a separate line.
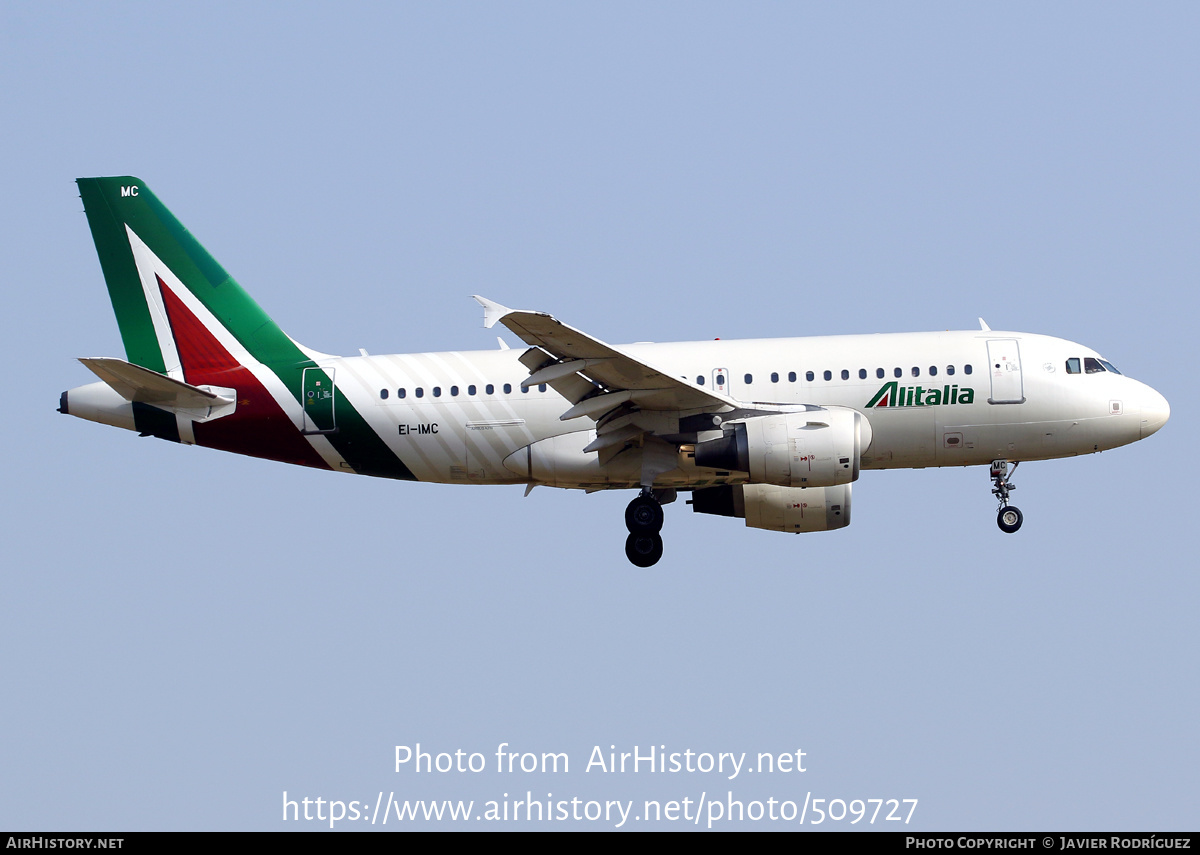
[318, 330, 1170, 489]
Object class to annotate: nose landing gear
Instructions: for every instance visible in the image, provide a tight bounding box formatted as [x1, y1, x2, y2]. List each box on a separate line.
[624, 490, 665, 567]
[990, 459, 1023, 533]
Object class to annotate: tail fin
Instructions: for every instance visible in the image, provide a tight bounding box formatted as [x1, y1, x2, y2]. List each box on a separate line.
[72, 176, 338, 466]
[76, 177, 309, 376]
[70, 177, 415, 479]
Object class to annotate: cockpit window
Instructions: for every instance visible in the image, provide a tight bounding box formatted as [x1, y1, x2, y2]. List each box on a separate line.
[1099, 359, 1122, 375]
[1066, 358, 1081, 374]
[1084, 357, 1105, 374]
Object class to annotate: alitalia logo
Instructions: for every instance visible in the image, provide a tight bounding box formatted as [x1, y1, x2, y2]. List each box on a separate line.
[866, 381, 975, 408]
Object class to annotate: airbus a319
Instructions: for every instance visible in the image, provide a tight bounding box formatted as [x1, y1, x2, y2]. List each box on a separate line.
[60, 177, 1170, 566]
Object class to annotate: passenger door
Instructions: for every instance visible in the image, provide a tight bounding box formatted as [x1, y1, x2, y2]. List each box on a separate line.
[986, 340, 1025, 404]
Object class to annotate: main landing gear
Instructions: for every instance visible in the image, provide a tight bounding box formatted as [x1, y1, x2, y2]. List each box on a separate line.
[625, 490, 664, 567]
[990, 459, 1023, 534]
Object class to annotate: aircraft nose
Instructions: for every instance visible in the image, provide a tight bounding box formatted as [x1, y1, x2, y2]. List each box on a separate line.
[1140, 386, 1170, 438]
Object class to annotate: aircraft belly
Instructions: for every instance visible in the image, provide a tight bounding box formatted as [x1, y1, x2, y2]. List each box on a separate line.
[933, 416, 1131, 463]
[461, 420, 539, 484]
[507, 430, 609, 486]
[861, 408, 936, 466]
[389, 413, 539, 485]
[938, 421, 1037, 462]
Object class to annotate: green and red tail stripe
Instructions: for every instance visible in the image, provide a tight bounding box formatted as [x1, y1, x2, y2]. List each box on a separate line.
[76, 176, 415, 479]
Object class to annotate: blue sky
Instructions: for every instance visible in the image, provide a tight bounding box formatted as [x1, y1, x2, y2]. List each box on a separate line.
[2, 2, 1196, 830]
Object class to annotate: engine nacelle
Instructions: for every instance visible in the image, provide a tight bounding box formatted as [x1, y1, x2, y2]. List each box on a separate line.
[693, 408, 871, 487]
[690, 483, 852, 533]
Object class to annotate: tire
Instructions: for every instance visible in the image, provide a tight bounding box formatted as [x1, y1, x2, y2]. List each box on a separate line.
[625, 495, 664, 533]
[997, 506, 1023, 534]
[625, 533, 664, 567]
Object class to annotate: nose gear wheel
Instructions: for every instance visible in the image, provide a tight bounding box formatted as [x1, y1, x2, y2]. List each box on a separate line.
[990, 459, 1023, 533]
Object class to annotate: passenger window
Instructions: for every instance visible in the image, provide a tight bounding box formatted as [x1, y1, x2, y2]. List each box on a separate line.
[894, 367, 902, 378]
[858, 368, 867, 379]
[468, 385, 476, 395]
[696, 376, 704, 385]
[716, 374, 725, 385]
[840, 369, 849, 380]
[946, 365, 955, 376]
[876, 368, 884, 379]
[503, 383, 512, 394]
[433, 387, 442, 397]
[911, 367, 920, 377]
[771, 372, 779, 383]
[415, 387, 424, 398]
[485, 384, 494, 395]
[964, 365, 973, 375]
[744, 373, 753, 384]
[788, 371, 796, 382]
[538, 383, 547, 392]
[1066, 358, 1081, 374]
[398, 388, 406, 399]
[450, 385, 459, 396]
[805, 371, 814, 382]
[929, 366, 937, 377]
[380, 389, 389, 400]
[823, 370, 832, 381]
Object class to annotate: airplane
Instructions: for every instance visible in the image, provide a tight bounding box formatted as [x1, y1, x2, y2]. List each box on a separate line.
[60, 177, 1171, 566]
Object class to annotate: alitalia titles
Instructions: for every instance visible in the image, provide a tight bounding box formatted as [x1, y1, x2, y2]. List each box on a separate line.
[866, 381, 975, 409]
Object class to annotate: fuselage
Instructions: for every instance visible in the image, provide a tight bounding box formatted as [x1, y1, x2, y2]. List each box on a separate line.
[310, 329, 1169, 489]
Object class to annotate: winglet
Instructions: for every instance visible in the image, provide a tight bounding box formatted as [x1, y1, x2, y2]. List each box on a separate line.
[472, 295, 513, 329]
[978, 317, 991, 331]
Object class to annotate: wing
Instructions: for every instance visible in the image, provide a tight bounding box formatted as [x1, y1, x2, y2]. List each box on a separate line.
[472, 297, 774, 459]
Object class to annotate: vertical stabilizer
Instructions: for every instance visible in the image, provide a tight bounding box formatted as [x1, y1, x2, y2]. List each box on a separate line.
[70, 177, 416, 480]
[76, 177, 306, 373]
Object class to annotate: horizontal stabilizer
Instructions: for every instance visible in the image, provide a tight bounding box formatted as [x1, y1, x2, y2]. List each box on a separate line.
[78, 357, 236, 421]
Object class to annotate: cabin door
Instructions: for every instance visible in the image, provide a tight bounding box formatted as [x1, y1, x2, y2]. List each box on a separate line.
[986, 340, 1025, 404]
[302, 367, 338, 433]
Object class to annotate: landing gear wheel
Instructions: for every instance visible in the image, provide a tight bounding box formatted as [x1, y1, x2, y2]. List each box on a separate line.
[997, 506, 1023, 534]
[625, 532, 664, 567]
[989, 459, 1024, 534]
[625, 494, 664, 533]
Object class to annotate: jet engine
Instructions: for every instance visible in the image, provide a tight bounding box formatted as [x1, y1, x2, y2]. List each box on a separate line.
[690, 483, 851, 533]
[693, 408, 871, 488]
